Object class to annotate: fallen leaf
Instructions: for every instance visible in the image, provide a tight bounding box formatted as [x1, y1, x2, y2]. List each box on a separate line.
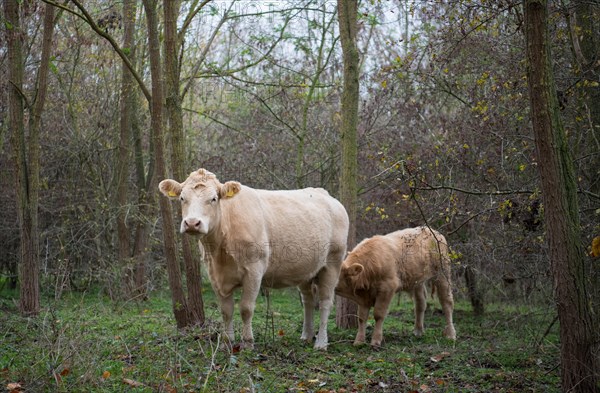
[278, 329, 285, 336]
[6, 382, 22, 391]
[430, 351, 451, 363]
[123, 378, 145, 388]
[102, 370, 111, 379]
[163, 383, 177, 393]
[60, 368, 70, 376]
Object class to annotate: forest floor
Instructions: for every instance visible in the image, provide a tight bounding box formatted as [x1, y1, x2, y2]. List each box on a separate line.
[1, 283, 560, 392]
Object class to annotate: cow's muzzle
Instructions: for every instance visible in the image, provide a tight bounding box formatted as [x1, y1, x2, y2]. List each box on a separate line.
[182, 218, 202, 234]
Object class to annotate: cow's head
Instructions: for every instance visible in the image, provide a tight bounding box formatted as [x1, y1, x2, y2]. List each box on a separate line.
[336, 262, 367, 297]
[159, 169, 241, 235]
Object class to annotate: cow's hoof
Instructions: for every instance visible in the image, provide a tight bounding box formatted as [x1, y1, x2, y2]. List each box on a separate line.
[300, 334, 315, 343]
[353, 340, 366, 346]
[413, 329, 424, 337]
[313, 341, 328, 351]
[240, 341, 255, 350]
[370, 341, 382, 348]
[443, 327, 457, 340]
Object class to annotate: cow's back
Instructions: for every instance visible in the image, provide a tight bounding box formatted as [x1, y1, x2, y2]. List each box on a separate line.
[386, 227, 449, 291]
[221, 186, 348, 288]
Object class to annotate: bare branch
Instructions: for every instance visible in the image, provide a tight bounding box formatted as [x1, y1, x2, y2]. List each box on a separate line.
[42, 0, 152, 103]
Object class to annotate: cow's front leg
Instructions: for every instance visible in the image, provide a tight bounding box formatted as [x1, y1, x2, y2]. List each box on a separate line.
[239, 274, 261, 349]
[314, 265, 340, 350]
[218, 293, 235, 343]
[371, 291, 394, 347]
[298, 282, 315, 342]
[354, 304, 370, 346]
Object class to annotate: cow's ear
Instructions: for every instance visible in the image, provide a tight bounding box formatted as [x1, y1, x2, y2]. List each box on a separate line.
[346, 263, 364, 277]
[220, 181, 241, 199]
[159, 179, 182, 199]
[345, 264, 367, 289]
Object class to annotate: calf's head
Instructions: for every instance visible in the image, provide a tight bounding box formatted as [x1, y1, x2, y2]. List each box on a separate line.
[159, 169, 241, 235]
[335, 263, 365, 298]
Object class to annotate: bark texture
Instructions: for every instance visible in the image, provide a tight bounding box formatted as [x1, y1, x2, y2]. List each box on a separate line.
[5, 1, 55, 315]
[336, 0, 359, 329]
[143, 0, 189, 328]
[524, 1, 599, 391]
[164, 0, 205, 326]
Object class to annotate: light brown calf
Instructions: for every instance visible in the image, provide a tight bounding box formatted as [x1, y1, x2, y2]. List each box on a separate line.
[335, 226, 456, 346]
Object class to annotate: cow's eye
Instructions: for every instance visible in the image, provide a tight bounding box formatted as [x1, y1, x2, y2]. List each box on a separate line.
[210, 196, 218, 204]
[180, 196, 184, 202]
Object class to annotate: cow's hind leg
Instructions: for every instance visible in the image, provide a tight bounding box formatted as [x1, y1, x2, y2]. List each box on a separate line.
[434, 276, 456, 340]
[298, 282, 315, 342]
[313, 265, 339, 350]
[412, 284, 427, 337]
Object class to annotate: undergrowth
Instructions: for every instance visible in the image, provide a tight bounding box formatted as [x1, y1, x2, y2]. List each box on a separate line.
[0, 284, 560, 392]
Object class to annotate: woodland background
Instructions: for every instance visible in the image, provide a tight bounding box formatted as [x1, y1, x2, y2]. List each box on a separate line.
[1, 0, 599, 390]
[2, 0, 598, 310]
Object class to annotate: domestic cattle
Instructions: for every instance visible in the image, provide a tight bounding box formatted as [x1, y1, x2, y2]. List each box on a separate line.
[335, 226, 456, 347]
[159, 169, 349, 350]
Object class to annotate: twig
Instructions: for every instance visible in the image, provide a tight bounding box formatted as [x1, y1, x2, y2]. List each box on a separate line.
[536, 314, 558, 349]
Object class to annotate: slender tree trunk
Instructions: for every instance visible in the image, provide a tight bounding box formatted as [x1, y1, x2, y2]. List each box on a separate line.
[131, 104, 152, 298]
[524, 1, 598, 391]
[164, 0, 205, 326]
[571, 1, 600, 195]
[336, 0, 359, 329]
[464, 265, 484, 316]
[5, 1, 55, 316]
[5, 0, 33, 316]
[143, 0, 189, 328]
[116, 0, 137, 297]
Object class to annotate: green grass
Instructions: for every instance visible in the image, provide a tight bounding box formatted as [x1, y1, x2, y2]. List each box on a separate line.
[0, 284, 560, 392]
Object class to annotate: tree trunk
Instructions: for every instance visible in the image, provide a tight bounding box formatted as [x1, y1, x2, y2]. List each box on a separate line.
[164, 0, 205, 326]
[524, 1, 599, 391]
[116, 0, 137, 297]
[335, 0, 359, 329]
[5, 1, 55, 316]
[142, 0, 189, 328]
[464, 265, 484, 316]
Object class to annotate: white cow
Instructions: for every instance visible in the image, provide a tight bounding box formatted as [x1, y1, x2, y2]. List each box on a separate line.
[159, 169, 349, 350]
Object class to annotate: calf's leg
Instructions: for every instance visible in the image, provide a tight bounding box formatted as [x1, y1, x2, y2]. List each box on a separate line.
[412, 285, 427, 337]
[354, 304, 370, 345]
[371, 291, 394, 347]
[298, 282, 315, 342]
[434, 277, 456, 340]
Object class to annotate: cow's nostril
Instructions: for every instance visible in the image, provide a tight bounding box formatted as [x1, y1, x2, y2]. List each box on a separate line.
[184, 218, 201, 232]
